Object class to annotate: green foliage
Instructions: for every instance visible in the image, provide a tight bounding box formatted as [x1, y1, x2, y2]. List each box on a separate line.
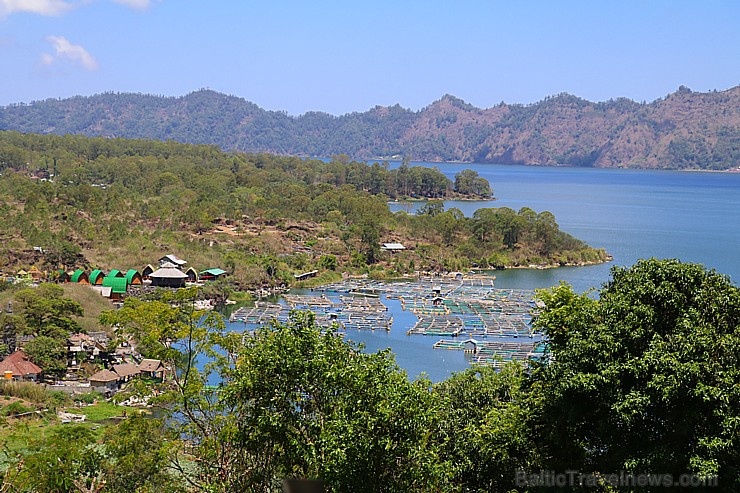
[5, 259, 738, 492]
[24, 335, 68, 376]
[73, 390, 102, 405]
[434, 363, 537, 492]
[221, 311, 443, 492]
[7, 425, 105, 493]
[1, 401, 32, 416]
[14, 283, 83, 339]
[531, 259, 740, 489]
[453, 169, 492, 197]
[101, 415, 184, 493]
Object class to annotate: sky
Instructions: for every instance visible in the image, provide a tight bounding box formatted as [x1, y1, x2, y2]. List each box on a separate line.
[1, 0, 739, 116]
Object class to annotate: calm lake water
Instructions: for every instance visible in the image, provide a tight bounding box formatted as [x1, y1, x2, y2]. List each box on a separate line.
[229, 163, 740, 382]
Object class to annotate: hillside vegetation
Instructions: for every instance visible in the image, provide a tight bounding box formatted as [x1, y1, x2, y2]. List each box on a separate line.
[1, 85, 738, 169]
[0, 132, 606, 287]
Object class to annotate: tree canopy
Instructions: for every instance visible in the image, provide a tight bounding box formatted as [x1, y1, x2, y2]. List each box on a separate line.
[531, 258, 740, 489]
[3, 259, 739, 492]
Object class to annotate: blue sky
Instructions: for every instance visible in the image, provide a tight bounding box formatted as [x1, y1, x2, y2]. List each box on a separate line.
[1, 0, 738, 115]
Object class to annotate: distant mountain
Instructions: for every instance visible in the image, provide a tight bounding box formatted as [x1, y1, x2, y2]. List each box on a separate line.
[1, 85, 738, 169]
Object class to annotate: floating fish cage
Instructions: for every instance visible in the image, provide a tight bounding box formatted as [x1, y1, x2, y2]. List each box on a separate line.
[433, 338, 545, 367]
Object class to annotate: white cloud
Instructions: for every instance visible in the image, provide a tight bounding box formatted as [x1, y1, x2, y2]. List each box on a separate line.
[111, 0, 151, 10]
[0, 0, 74, 16]
[43, 35, 98, 70]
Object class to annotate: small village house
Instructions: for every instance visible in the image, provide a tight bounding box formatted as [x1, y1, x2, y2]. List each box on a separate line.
[125, 269, 143, 285]
[88, 369, 119, 395]
[159, 254, 187, 268]
[89, 269, 106, 285]
[0, 350, 42, 382]
[141, 264, 155, 280]
[57, 270, 72, 283]
[199, 268, 227, 281]
[15, 270, 32, 284]
[139, 358, 166, 380]
[112, 363, 140, 383]
[71, 269, 89, 284]
[149, 262, 187, 288]
[28, 265, 44, 282]
[185, 267, 199, 283]
[102, 275, 128, 301]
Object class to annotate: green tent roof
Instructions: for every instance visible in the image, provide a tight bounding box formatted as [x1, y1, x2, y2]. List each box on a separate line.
[125, 269, 141, 284]
[102, 276, 128, 294]
[71, 269, 86, 282]
[108, 269, 124, 278]
[89, 269, 105, 284]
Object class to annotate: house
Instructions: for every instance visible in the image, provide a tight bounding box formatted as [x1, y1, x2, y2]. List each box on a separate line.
[158, 254, 187, 267]
[57, 270, 72, 283]
[107, 269, 125, 278]
[68, 333, 110, 367]
[199, 268, 227, 281]
[88, 369, 119, 394]
[89, 269, 106, 285]
[71, 269, 89, 284]
[381, 243, 406, 252]
[294, 270, 318, 282]
[141, 264, 155, 280]
[462, 339, 479, 354]
[112, 363, 140, 383]
[0, 350, 42, 382]
[139, 359, 166, 380]
[149, 262, 187, 288]
[28, 265, 44, 282]
[102, 275, 128, 301]
[184, 267, 199, 283]
[15, 270, 32, 283]
[125, 269, 143, 285]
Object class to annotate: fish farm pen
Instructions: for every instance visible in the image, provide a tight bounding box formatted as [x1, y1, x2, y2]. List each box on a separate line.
[230, 276, 545, 368]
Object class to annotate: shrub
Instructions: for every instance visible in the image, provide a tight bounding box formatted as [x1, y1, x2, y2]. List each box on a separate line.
[1, 401, 32, 416]
[74, 391, 103, 405]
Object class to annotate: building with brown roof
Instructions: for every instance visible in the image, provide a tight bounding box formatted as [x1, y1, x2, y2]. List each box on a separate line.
[139, 358, 166, 380]
[113, 363, 140, 383]
[0, 350, 42, 382]
[88, 369, 119, 394]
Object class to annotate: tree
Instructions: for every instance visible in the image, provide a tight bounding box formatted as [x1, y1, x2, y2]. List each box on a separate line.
[453, 169, 492, 197]
[100, 287, 235, 492]
[531, 259, 740, 490]
[220, 311, 443, 493]
[14, 284, 83, 339]
[434, 363, 537, 493]
[24, 335, 68, 376]
[101, 415, 185, 493]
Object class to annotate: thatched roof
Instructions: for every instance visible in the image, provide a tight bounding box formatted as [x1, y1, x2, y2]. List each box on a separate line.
[88, 369, 119, 383]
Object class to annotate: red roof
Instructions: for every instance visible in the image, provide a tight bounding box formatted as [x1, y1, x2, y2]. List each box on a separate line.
[0, 350, 42, 377]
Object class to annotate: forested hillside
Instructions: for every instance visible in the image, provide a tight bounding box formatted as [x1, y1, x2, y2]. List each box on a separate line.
[0, 132, 606, 288]
[1, 86, 738, 169]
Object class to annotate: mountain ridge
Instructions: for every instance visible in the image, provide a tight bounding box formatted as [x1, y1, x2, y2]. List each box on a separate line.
[1, 85, 738, 169]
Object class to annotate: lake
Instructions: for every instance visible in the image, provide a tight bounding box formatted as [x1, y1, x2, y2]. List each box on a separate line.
[232, 163, 740, 381]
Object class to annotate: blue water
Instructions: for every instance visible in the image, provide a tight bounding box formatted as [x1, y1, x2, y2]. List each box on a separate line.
[389, 163, 740, 292]
[228, 163, 740, 382]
